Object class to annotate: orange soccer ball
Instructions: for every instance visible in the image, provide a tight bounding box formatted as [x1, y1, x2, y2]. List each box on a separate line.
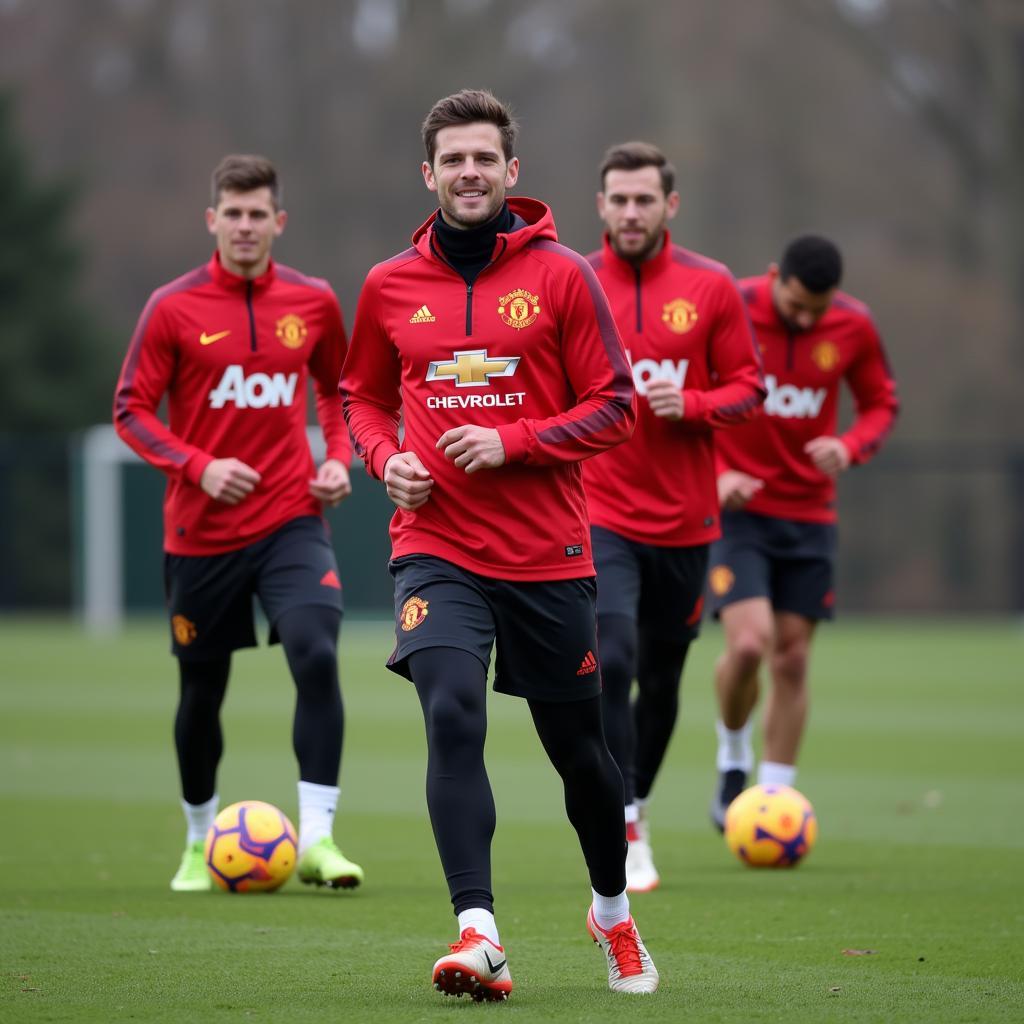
[204, 800, 297, 892]
[724, 784, 817, 868]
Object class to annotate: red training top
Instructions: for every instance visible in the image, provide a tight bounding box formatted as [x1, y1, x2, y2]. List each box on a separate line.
[114, 252, 351, 554]
[583, 232, 765, 547]
[340, 197, 636, 581]
[715, 273, 899, 523]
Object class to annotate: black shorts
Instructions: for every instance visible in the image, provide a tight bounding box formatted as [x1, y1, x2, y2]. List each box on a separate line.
[387, 554, 601, 703]
[707, 509, 837, 621]
[164, 516, 344, 660]
[591, 526, 709, 641]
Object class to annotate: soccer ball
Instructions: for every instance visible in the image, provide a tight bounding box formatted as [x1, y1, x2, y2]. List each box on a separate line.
[724, 783, 817, 868]
[205, 800, 298, 892]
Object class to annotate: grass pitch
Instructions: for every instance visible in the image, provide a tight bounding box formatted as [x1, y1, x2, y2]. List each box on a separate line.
[2, 615, 1022, 1022]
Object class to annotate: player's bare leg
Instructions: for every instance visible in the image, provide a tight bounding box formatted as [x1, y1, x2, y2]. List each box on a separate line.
[711, 598, 772, 829]
[715, 598, 773, 726]
[760, 612, 815, 785]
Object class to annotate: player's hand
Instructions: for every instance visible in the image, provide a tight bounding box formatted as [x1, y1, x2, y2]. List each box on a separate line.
[309, 458, 352, 506]
[383, 452, 434, 511]
[199, 458, 261, 505]
[645, 379, 685, 420]
[804, 436, 851, 477]
[436, 425, 506, 474]
[717, 469, 764, 510]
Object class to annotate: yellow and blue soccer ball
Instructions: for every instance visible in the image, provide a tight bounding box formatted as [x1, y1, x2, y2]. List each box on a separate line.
[724, 783, 817, 868]
[205, 800, 297, 892]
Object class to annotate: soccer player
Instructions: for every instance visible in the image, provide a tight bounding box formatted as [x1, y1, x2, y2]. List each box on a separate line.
[583, 142, 765, 892]
[113, 154, 364, 892]
[708, 235, 899, 827]
[340, 90, 659, 999]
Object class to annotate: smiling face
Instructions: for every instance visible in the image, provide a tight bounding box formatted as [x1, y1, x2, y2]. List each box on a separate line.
[597, 165, 679, 264]
[422, 122, 520, 229]
[205, 187, 286, 278]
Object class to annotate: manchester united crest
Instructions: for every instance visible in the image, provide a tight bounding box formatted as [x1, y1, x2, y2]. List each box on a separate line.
[172, 614, 197, 646]
[662, 298, 699, 334]
[708, 565, 735, 597]
[498, 289, 541, 329]
[276, 313, 308, 350]
[812, 340, 840, 372]
[400, 596, 429, 632]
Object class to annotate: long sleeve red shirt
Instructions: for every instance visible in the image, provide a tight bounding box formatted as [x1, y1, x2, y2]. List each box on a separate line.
[114, 252, 351, 555]
[583, 233, 765, 547]
[339, 197, 636, 581]
[715, 274, 899, 523]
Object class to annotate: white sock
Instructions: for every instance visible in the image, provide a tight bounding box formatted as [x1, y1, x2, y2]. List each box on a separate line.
[716, 719, 754, 772]
[591, 887, 630, 931]
[182, 794, 218, 845]
[758, 761, 797, 787]
[297, 780, 339, 856]
[624, 802, 639, 825]
[458, 908, 501, 947]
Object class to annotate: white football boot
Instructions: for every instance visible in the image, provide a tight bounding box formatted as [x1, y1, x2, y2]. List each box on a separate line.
[432, 928, 512, 1002]
[586, 907, 659, 994]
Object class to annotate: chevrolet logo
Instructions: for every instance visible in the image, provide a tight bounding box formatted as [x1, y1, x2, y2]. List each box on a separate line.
[425, 349, 520, 387]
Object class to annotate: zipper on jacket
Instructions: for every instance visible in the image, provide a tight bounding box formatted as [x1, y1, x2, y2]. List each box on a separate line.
[465, 283, 474, 336]
[246, 281, 258, 351]
[634, 266, 643, 332]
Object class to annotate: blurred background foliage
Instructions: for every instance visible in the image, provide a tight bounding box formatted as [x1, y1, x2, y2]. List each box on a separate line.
[0, 0, 1021, 612]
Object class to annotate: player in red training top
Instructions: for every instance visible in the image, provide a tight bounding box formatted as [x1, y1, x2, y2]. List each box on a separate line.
[114, 155, 363, 892]
[340, 90, 658, 999]
[708, 235, 899, 828]
[583, 142, 764, 892]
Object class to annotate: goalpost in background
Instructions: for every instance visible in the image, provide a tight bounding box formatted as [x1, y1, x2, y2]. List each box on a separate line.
[73, 425, 395, 634]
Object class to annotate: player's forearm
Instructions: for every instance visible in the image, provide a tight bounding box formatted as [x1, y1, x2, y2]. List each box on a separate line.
[841, 405, 898, 465]
[683, 376, 766, 429]
[497, 390, 635, 465]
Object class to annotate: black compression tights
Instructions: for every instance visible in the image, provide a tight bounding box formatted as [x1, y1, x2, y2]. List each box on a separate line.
[276, 605, 344, 786]
[175, 656, 230, 806]
[598, 613, 692, 805]
[409, 646, 627, 914]
[174, 605, 343, 805]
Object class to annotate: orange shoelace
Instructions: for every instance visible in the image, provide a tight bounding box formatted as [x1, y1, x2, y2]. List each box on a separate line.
[605, 921, 643, 976]
[450, 928, 488, 953]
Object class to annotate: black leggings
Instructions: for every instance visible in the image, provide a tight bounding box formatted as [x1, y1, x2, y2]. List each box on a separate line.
[598, 613, 691, 805]
[409, 646, 626, 915]
[174, 604, 343, 804]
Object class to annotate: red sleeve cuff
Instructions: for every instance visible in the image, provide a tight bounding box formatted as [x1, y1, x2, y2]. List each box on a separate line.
[681, 389, 705, 421]
[370, 443, 401, 480]
[496, 422, 528, 463]
[183, 451, 213, 486]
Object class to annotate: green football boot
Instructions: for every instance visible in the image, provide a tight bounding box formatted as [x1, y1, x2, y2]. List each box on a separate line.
[170, 840, 211, 892]
[296, 837, 364, 889]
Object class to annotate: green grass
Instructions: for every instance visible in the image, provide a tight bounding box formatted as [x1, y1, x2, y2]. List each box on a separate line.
[1, 616, 1022, 1022]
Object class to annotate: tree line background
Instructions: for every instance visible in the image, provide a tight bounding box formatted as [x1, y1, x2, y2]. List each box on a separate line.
[1, 0, 1021, 613]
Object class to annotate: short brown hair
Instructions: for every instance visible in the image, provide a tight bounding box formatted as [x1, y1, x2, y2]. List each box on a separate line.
[210, 154, 281, 207]
[421, 89, 518, 163]
[599, 142, 675, 196]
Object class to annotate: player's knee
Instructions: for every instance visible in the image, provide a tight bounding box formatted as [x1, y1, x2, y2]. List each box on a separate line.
[729, 630, 769, 672]
[596, 619, 636, 690]
[424, 688, 485, 749]
[554, 736, 607, 785]
[772, 646, 809, 687]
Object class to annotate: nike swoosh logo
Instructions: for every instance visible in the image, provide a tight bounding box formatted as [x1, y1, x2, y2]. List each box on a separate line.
[484, 951, 507, 973]
[200, 330, 231, 346]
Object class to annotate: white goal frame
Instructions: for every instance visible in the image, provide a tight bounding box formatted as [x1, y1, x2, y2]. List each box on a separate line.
[76, 424, 329, 634]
